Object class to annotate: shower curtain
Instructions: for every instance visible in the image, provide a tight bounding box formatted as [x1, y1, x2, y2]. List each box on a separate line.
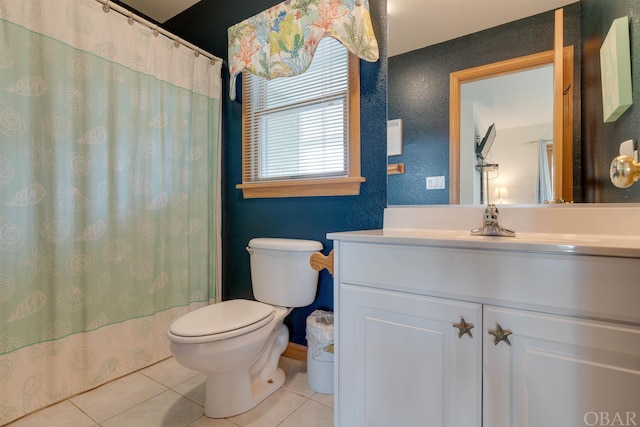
[0, 0, 221, 423]
[535, 139, 553, 203]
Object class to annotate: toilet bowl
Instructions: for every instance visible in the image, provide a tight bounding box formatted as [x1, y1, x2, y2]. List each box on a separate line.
[167, 238, 323, 418]
[168, 299, 291, 417]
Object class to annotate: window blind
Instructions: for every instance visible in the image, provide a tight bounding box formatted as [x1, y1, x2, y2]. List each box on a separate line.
[243, 38, 350, 183]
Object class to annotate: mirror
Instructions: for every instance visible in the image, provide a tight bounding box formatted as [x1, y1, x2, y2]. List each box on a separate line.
[387, 0, 640, 204]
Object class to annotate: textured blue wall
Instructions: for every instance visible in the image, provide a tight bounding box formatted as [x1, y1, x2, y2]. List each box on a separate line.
[166, 0, 387, 344]
[581, 0, 640, 203]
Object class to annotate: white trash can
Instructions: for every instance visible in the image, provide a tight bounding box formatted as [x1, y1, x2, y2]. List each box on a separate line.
[305, 310, 334, 394]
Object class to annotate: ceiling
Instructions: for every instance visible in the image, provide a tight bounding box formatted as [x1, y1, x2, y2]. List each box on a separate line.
[387, 0, 578, 56]
[118, 0, 578, 55]
[117, 0, 201, 24]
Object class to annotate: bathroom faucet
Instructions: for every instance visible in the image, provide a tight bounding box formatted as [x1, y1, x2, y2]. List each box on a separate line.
[470, 204, 516, 237]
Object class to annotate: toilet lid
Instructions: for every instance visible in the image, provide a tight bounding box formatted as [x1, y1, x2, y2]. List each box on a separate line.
[169, 299, 274, 338]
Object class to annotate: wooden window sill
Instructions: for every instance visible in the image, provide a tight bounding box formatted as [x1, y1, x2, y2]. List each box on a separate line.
[237, 176, 365, 198]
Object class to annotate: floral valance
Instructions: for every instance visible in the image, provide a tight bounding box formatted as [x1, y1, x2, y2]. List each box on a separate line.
[227, 0, 379, 100]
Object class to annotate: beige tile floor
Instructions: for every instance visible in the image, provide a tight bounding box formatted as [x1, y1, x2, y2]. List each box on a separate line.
[7, 357, 334, 427]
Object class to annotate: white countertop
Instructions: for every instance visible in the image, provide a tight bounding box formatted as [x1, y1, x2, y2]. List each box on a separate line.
[327, 228, 640, 258]
[327, 205, 640, 258]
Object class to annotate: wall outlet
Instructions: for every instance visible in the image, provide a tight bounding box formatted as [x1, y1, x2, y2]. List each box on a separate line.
[426, 176, 445, 190]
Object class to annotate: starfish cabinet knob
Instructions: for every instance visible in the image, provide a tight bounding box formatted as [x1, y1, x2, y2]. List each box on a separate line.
[453, 317, 474, 339]
[488, 323, 513, 346]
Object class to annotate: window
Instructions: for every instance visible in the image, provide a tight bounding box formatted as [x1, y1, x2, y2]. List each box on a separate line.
[237, 37, 364, 198]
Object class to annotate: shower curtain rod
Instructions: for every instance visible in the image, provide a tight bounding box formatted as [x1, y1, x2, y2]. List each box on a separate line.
[524, 138, 553, 144]
[95, 0, 222, 64]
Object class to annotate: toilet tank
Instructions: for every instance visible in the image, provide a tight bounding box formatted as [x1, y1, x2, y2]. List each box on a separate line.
[247, 238, 323, 307]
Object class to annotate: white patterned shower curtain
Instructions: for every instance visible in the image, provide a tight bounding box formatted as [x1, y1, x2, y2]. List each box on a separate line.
[535, 139, 553, 203]
[0, 0, 221, 423]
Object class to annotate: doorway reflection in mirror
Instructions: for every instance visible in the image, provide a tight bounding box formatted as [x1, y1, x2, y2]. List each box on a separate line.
[460, 64, 554, 206]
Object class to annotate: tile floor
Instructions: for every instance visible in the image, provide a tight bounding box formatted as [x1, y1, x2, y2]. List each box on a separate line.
[7, 357, 334, 427]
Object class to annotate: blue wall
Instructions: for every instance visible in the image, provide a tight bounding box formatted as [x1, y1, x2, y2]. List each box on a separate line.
[581, 0, 640, 203]
[165, 0, 388, 344]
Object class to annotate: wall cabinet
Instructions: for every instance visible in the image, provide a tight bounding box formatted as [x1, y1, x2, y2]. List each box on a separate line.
[330, 237, 640, 427]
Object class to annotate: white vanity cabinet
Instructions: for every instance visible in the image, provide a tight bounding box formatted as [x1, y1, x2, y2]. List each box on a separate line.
[329, 231, 640, 427]
[483, 306, 640, 427]
[339, 284, 482, 427]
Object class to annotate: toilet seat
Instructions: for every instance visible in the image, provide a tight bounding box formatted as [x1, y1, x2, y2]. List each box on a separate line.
[168, 299, 275, 343]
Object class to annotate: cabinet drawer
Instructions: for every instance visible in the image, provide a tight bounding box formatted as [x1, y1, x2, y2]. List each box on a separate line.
[338, 241, 640, 324]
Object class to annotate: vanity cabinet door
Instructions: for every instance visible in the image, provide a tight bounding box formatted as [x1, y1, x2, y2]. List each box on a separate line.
[483, 306, 640, 427]
[338, 284, 482, 427]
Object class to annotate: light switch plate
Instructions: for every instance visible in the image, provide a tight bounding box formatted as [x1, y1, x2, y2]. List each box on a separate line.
[387, 119, 403, 156]
[426, 176, 445, 190]
[619, 139, 635, 157]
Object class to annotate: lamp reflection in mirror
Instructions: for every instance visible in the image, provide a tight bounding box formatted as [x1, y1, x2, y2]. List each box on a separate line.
[493, 187, 509, 204]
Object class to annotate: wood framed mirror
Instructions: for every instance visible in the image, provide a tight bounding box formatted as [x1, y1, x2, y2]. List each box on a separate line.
[449, 47, 574, 204]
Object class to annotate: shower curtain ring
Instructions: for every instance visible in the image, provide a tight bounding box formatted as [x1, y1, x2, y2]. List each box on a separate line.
[102, 0, 110, 13]
[127, 12, 135, 25]
[153, 25, 159, 37]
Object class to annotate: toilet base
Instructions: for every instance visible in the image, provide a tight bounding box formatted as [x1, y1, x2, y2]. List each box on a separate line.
[204, 367, 285, 418]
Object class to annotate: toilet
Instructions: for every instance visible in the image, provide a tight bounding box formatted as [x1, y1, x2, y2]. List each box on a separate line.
[167, 238, 323, 418]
